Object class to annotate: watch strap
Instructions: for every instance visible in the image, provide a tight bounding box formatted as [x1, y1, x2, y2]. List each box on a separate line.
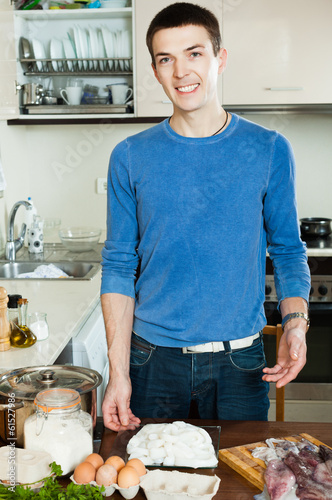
[281, 312, 310, 331]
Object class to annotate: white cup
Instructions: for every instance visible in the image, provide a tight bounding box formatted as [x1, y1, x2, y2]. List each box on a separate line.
[109, 84, 133, 104]
[60, 86, 83, 105]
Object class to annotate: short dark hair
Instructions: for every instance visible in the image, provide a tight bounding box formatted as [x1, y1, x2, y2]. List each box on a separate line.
[146, 2, 221, 66]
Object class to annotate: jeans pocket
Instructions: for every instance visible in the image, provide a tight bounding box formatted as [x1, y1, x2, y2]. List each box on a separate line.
[130, 333, 154, 367]
[228, 339, 266, 372]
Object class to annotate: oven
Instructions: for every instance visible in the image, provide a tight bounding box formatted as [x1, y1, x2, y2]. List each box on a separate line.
[264, 234, 332, 416]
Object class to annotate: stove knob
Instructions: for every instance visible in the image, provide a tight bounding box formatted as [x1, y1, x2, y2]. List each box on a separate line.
[318, 285, 328, 296]
[265, 285, 272, 295]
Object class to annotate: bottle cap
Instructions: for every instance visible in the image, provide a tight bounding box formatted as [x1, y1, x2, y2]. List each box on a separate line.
[7, 294, 23, 309]
[18, 298, 28, 305]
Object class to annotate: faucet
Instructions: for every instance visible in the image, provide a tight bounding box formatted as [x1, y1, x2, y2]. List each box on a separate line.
[5, 200, 32, 261]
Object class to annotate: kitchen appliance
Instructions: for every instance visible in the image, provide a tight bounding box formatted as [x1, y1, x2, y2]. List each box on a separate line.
[17, 83, 44, 106]
[54, 300, 109, 418]
[264, 232, 332, 414]
[300, 217, 332, 237]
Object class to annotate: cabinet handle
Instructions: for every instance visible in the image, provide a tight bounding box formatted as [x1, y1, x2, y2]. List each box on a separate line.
[268, 87, 304, 91]
[162, 100, 172, 104]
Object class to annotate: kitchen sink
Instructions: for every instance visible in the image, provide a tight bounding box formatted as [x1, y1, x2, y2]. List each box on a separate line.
[0, 261, 100, 280]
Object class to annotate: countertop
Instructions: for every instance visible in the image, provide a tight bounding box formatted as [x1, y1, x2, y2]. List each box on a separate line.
[95, 419, 332, 500]
[0, 244, 102, 372]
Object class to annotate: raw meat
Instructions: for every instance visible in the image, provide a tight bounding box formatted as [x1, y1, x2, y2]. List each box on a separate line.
[320, 445, 332, 475]
[284, 451, 332, 499]
[265, 459, 296, 500]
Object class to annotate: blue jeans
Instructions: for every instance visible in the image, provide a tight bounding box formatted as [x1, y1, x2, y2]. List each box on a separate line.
[129, 332, 270, 421]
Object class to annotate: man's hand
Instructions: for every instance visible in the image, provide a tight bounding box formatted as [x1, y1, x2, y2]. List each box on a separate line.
[262, 327, 307, 388]
[102, 372, 141, 432]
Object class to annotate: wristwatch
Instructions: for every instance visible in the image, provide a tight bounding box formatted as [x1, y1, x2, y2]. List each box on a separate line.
[281, 312, 310, 331]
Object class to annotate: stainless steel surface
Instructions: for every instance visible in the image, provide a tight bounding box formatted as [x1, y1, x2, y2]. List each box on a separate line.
[42, 95, 58, 105]
[5, 200, 32, 261]
[18, 83, 44, 106]
[20, 56, 133, 75]
[19, 37, 31, 59]
[0, 260, 100, 280]
[25, 104, 127, 115]
[266, 274, 332, 303]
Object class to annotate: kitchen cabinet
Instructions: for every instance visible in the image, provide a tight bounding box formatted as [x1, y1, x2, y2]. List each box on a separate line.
[134, 0, 223, 117]
[0, 1, 19, 119]
[222, 0, 332, 106]
[0, 1, 135, 121]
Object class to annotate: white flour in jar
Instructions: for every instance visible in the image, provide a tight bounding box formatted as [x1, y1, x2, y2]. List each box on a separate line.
[29, 320, 48, 340]
[24, 415, 93, 475]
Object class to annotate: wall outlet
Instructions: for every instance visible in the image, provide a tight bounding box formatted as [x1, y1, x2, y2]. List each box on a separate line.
[97, 178, 107, 195]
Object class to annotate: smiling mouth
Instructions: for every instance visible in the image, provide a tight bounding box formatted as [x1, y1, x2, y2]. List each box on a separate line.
[176, 84, 199, 93]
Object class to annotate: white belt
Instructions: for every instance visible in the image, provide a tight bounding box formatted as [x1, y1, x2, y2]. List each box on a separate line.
[182, 332, 260, 354]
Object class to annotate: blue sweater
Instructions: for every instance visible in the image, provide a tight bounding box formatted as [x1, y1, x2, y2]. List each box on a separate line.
[101, 114, 310, 347]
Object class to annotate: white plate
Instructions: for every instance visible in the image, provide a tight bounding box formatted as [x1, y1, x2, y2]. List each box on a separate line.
[97, 29, 107, 70]
[89, 27, 99, 70]
[31, 38, 46, 71]
[101, 26, 114, 70]
[63, 37, 75, 71]
[73, 26, 82, 69]
[116, 30, 124, 70]
[122, 29, 132, 70]
[67, 31, 77, 57]
[50, 38, 64, 71]
[78, 26, 89, 70]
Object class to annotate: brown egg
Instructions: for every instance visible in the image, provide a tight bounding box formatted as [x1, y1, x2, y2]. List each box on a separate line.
[95, 463, 118, 486]
[126, 458, 146, 477]
[84, 453, 104, 470]
[117, 465, 140, 488]
[105, 455, 126, 472]
[73, 462, 96, 484]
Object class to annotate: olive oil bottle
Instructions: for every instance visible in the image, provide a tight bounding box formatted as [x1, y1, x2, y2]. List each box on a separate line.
[10, 298, 37, 348]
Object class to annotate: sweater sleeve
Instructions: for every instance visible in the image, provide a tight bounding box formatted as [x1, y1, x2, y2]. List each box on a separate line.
[100, 139, 139, 297]
[263, 133, 311, 306]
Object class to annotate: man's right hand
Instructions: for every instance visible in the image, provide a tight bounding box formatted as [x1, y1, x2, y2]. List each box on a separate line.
[102, 372, 141, 431]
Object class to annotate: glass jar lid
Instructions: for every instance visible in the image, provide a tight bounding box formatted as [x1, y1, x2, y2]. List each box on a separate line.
[35, 388, 81, 413]
[0, 365, 102, 401]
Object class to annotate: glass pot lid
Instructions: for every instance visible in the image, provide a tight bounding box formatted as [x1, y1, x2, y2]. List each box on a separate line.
[35, 388, 81, 413]
[0, 365, 102, 401]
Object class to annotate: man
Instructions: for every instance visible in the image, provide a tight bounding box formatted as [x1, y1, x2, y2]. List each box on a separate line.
[101, 2, 310, 431]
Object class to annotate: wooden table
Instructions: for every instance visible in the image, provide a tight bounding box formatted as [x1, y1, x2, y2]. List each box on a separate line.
[97, 418, 332, 499]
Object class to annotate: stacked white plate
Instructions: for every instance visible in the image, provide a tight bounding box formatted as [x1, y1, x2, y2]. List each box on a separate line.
[30, 27, 132, 73]
[31, 39, 46, 71]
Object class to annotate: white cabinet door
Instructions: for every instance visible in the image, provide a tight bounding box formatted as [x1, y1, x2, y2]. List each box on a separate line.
[222, 0, 332, 105]
[0, 2, 19, 119]
[135, 0, 223, 117]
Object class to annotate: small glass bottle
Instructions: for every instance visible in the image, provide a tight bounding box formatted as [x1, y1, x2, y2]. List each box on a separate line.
[10, 298, 37, 348]
[7, 294, 22, 325]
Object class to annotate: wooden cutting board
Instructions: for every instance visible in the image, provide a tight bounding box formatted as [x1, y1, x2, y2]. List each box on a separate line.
[219, 433, 332, 490]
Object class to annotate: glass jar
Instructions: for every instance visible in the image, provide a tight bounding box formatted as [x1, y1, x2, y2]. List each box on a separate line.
[24, 388, 93, 475]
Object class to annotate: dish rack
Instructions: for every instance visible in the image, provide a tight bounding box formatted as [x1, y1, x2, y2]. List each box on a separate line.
[20, 57, 133, 76]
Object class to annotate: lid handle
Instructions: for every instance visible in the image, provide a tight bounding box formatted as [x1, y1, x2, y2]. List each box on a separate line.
[37, 369, 58, 384]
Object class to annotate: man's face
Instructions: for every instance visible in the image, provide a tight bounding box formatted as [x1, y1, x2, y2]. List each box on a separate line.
[151, 24, 226, 114]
